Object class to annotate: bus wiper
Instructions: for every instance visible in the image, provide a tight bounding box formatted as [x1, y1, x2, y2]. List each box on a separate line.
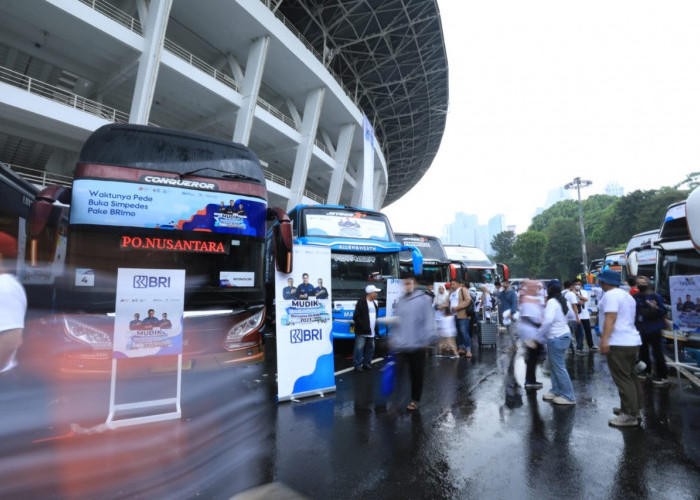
[179, 168, 258, 182]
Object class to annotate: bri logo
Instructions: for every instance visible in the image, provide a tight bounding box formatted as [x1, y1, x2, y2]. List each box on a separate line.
[290, 329, 322, 343]
[133, 275, 172, 288]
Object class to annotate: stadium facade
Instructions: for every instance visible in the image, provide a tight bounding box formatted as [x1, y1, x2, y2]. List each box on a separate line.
[0, 0, 448, 211]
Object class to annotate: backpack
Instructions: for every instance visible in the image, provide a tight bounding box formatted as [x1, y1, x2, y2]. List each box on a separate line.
[462, 288, 476, 317]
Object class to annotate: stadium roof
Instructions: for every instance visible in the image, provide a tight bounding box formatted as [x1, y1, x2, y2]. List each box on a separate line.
[276, 0, 449, 206]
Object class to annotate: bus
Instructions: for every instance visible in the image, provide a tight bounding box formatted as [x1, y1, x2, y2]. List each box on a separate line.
[443, 244, 507, 292]
[0, 162, 67, 305]
[25, 124, 292, 375]
[396, 233, 453, 286]
[265, 205, 422, 340]
[623, 229, 659, 282]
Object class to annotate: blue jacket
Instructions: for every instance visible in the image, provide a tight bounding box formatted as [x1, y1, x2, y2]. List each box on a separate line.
[634, 292, 667, 333]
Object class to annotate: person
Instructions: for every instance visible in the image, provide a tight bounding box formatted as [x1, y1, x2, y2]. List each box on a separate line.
[236, 203, 247, 216]
[282, 278, 296, 300]
[682, 294, 695, 312]
[352, 284, 380, 372]
[389, 275, 436, 411]
[598, 270, 643, 427]
[676, 297, 683, 312]
[217, 201, 227, 213]
[0, 233, 27, 374]
[519, 280, 545, 389]
[314, 278, 329, 299]
[449, 278, 472, 357]
[497, 279, 519, 351]
[479, 285, 493, 322]
[563, 280, 584, 355]
[433, 285, 450, 312]
[225, 200, 237, 214]
[141, 309, 161, 328]
[633, 276, 669, 386]
[537, 280, 576, 405]
[572, 278, 598, 352]
[159, 312, 172, 329]
[437, 305, 460, 358]
[423, 282, 435, 300]
[295, 273, 315, 299]
[129, 313, 142, 330]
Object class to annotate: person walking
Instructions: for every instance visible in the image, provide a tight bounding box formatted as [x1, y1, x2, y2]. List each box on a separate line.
[352, 285, 381, 372]
[598, 270, 643, 427]
[0, 233, 27, 374]
[498, 279, 519, 351]
[519, 280, 545, 389]
[633, 276, 669, 386]
[537, 280, 576, 405]
[571, 278, 598, 352]
[563, 280, 585, 355]
[389, 275, 436, 411]
[449, 279, 473, 357]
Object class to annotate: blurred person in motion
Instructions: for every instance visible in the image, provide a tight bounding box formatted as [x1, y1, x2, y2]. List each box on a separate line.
[389, 275, 436, 411]
[497, 279, 519, 351]
[633, 276, 669, 386]
[519, 280, 545, 389]
[352, 284, 381, 372]
[571, 277, 598, 352]
[433, 284, 450, 313]
[598, 270, 643, 427]
[449, 278, 473, 357]
[537, 280, 576, 406]
[0, 233, 27, 374]
[437, 304, 459, 358]
[563, 280, 584, 355]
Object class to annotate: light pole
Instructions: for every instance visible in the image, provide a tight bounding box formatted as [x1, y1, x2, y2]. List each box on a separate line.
[564, 177, 592, 275]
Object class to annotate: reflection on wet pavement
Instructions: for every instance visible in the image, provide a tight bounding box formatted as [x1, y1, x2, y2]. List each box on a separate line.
[1, 331, 699, 499]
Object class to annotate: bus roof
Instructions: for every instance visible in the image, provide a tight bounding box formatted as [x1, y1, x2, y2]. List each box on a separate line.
[396, 233, 449, 262]
[78, 124, 265, 185]
[443, 245, 493, 267]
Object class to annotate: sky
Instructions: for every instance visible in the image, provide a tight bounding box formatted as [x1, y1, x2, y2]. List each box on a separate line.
[383, 0, 700, 236]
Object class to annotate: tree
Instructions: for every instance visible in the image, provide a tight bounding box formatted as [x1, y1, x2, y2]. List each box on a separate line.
[512, 231, 547, 277]
[491, 230, 516, 263]
[542, 219, 582, 279]
[674, 172, 700, 191]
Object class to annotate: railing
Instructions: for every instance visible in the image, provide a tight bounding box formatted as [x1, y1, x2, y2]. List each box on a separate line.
[77, 0, 143, 35]
[8, 163, 73, 188]
[256, 96, 297, 130]
[0, 65, 130, 122]
[163, 39, 240, 93]
[263, 170, 325, 204]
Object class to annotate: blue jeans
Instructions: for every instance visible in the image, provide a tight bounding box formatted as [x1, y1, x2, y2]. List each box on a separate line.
[547, 335, 576, 401]
[353, 335, 375, 368]
[456, 317, 471, 352]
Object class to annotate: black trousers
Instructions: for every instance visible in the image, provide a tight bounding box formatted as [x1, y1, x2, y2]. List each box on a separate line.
[525, 343, 543, 384]
[580, 319, 595, 348]
[397, 350, 427, 402]
[639, 329, 668, 379]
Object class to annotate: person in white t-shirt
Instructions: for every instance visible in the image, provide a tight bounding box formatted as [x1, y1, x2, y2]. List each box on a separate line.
[572, 278, 598, 352]
[598, 270, 642, 427]
[0, 233, 27, 374]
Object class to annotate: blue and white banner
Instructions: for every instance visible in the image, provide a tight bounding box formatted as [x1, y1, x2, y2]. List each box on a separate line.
[276, 245, 335, 401]
[113, 268, 185, 358]
[670, 275, 700, 333]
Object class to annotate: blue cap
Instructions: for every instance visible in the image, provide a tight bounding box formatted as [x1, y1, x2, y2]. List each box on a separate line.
[597, 269, 621, 286]
[547, 279, 562, 289]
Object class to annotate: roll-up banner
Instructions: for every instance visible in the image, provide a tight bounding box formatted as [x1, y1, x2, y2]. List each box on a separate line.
[276, 245, 335, 402]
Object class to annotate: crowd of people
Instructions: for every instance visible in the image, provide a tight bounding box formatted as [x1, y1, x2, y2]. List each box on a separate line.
[351, 270, 671, 428]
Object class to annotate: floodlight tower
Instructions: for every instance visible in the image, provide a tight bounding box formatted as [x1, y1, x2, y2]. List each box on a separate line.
[564, 177, 593, 275]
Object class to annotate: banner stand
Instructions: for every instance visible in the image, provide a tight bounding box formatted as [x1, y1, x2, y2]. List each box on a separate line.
[105, 355, 183, 429]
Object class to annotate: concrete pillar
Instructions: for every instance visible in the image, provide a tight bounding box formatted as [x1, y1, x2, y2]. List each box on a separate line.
[326, 123, 355, 205]
[358, 115, 376, 209]
[286, 87, 325, 211]
[233, 36, 270, 146]
[129, 0, 172, 124]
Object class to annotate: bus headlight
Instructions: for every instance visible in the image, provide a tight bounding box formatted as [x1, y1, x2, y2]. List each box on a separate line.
[63, 314, 112, 349]
[224, 309, 264, 350]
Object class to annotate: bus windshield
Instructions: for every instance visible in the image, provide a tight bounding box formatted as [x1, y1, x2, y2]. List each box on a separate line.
[657, 249, 700, 305]
[330, 251, 400, 300]
[302, 207, 392, 241]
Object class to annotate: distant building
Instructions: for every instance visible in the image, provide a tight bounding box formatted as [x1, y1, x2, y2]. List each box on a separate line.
[605, 182, 624, 197]
[443, 212, 478, 246]
[543, 187, 572, 209]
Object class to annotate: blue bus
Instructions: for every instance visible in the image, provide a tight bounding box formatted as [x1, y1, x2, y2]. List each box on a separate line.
[266, 205, 421, 339]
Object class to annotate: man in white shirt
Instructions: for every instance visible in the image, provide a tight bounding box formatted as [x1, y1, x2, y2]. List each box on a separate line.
[563, 280, 583, 354]
[0, 233, 27, 374]
[572, 278, 598, 352]
[598, 270, 642, 427]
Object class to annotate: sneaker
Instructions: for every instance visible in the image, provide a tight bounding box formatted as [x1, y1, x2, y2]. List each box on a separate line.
[637, 373, 650, 380]
[575, 350, 586, 356]
[589, 346, 600, 351]
[524, 381, 543, 389]
[542, 392, 556, 401]
[652, 378, 669, 386]
[613, 407, 642, 420]
[635, 360, 647, 373]
[449, 355, 460, 359]
[354, 366, 364, 373]
[552, 396, 576, 405]
[609, 414, 640, 427]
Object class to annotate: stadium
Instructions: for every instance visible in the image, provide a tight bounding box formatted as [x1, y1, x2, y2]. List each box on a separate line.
[0, 0, 448, 210]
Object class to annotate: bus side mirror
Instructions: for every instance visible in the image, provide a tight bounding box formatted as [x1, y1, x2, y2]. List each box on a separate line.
[449, 263, 457, 280]
[626, 251, 639, 277]
[267, 207, 293, 273]
[498, 263, 509, 281]
[28, 185, 71, 236]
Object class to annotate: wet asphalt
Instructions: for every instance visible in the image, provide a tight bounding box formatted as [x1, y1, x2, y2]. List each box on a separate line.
[1, 329, 699, 499]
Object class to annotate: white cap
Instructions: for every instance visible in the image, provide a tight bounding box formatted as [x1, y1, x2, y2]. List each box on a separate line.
[365, 284, 381, 294]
